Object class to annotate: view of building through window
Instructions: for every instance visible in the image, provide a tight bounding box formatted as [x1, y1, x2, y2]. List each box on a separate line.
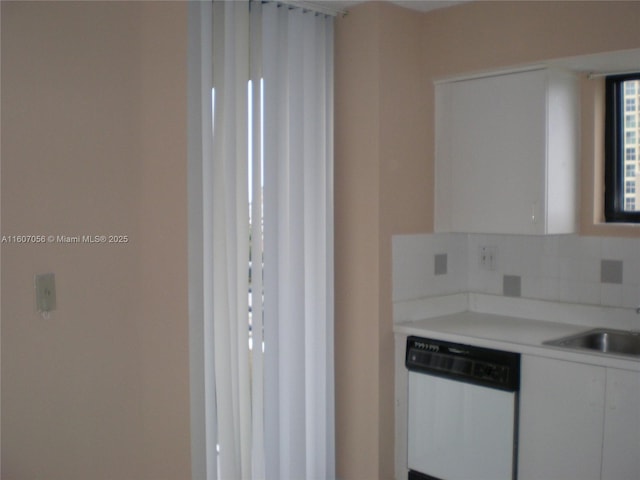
[623, 79, 640, 211]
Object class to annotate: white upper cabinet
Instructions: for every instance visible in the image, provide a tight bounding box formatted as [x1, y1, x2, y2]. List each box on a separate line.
[435, 67, 579, 234]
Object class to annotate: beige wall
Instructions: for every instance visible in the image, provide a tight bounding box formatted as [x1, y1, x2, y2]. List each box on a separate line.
[335, 1, 640, 479]
[335, 3, 428, 479]
[335, 6, 382, 479]
[4, 1, 640, 479]
[1, 2, 190, 479]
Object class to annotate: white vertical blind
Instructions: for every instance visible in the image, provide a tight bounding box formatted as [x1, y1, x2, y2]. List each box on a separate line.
[187, 2, 217, 478]
[260, 4, 335, 479]
[192, 1, 335, 479]
[260, 5, 282, 478]
[248, 2, 266, 479]
[212, 1, 252, 478]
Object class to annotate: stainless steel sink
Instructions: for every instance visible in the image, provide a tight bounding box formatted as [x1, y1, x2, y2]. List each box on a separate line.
[543, 328, 640, 357]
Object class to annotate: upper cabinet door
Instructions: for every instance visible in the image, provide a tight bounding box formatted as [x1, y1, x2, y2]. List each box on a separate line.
[435, 68, 579, 235]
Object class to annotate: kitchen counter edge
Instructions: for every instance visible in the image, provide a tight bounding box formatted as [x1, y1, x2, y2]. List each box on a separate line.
[394, 311, 640, 372]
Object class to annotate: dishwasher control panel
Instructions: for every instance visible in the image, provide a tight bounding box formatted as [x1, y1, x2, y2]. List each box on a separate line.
[406, 336, 520, 391]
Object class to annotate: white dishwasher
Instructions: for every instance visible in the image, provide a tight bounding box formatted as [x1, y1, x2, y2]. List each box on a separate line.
[406, 336, 521, 480]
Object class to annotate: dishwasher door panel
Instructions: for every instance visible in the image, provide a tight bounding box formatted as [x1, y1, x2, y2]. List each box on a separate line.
[408, 371, 517, 480]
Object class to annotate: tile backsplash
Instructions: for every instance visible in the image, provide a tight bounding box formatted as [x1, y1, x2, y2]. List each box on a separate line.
[392, 233, 640, 309]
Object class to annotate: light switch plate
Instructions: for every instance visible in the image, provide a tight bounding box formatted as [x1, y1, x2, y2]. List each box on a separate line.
[35, 273, 56, 313]
[479, 246, 497, 271]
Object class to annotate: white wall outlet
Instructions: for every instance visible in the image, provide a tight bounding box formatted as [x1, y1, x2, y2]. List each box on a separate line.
[35, 273, 56, 313]
[479, 246, 497, 271]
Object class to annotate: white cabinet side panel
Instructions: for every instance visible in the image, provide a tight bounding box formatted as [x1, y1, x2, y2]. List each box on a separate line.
[546, 70, 579, 234]
[395, 334, 409, 480]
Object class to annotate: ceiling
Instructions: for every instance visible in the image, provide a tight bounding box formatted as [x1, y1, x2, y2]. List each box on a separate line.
[315, 0, 640, 77]
[333, 0, 468, 13]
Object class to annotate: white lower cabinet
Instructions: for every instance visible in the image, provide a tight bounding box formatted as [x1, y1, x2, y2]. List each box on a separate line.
[601, 368, 640, 480]
[519, 355, 605, 480]
[519, 355, 640, 480]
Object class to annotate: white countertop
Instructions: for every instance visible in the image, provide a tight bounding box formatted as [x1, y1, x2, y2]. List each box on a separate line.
[395, 311, 640, 371]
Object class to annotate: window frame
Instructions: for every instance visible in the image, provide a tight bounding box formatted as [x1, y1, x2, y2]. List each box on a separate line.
[604, 72, 640, 223]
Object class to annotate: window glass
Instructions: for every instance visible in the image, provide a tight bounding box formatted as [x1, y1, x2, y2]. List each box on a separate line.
[625, 115, 636, 128]
[625, 197, 636, 210]
[605, 74, 640, 221]
[625, 97, 636, 112]
[625, 181, 636, 194]
[625, 164, 636, 177]
[625, 82, 636, 95]
[625, 131, 636, 144]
